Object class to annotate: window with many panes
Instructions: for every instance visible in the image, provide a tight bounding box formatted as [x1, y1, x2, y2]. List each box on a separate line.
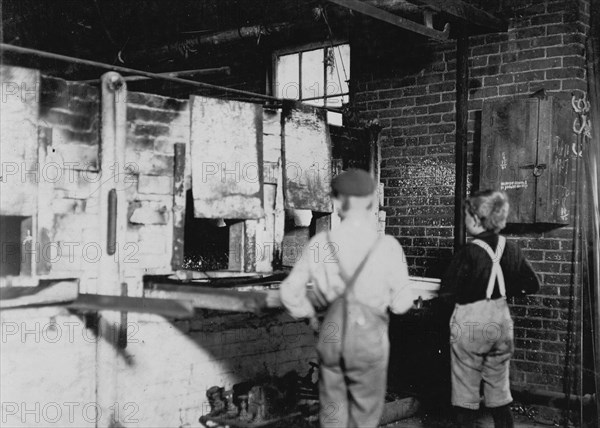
[274, 42, 350, 126]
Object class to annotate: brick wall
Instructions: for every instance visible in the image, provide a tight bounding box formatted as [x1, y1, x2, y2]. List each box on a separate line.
[0, 66, 40, 218]
[125, 91, 190, 274]
[40, 76, 100, 168]
[1, 67, 317, 427]
[355, 0, 589, 393]
[1, 306, 316, 427]
[26, 78, 188, 285]
[119, 310, 316, 427]
[35, 76, 103, 284]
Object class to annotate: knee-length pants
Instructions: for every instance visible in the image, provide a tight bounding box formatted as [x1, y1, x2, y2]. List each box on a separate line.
[450, 298, 514, 410]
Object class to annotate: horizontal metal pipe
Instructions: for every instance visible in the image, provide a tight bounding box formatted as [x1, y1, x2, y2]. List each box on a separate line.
[1, 43, 344, 113]
[512, 387, 596, 409]
[1, 43, 277, 102]
[79, 66, 232, 84]
[123, 66, 231, 81]
[125, 22, 293, 64]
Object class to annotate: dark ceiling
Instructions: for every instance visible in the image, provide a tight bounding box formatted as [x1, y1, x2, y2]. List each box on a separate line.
[3, 0, 304, 56]
[2, 1, 348, 73]
[1, 0, 507, 80]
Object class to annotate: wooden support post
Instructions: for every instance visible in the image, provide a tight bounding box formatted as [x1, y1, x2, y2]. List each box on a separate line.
[243, 220, 257, 273]
[454, 35, 469, 250]
[171, 143, 186, 270]
[36, 127, 53, 275]
[255, 184, 277, 273]
[273, 159, 285, 269]
[96, 72, 127, 428]
[229, 222, 245, 271]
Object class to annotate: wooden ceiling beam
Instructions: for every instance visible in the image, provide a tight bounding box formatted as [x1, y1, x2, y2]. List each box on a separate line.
[411, 0, 507, 32]
[365, 0, 422, 14]
[122, 22, 293, 65]
[327, 0, 449, 41]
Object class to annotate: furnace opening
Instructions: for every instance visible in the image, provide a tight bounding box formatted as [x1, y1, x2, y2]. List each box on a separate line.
[0, 216, 32, 277]
[183, 189, 234, 271]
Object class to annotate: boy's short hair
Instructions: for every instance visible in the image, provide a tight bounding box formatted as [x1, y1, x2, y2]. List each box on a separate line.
[335, 194, 374, 213]
[465, 190, 510, 232]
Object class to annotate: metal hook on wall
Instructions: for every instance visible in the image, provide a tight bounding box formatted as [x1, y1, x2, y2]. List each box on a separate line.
[571, 93, 591, 157]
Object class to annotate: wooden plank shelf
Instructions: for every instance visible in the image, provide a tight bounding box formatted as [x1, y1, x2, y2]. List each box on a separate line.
[0, 278, 195, 318]
[143, 275, 440, 313]
[144, 282, 273, 313]
[68, 294, 195, 318]
[0, 280, 79, 309]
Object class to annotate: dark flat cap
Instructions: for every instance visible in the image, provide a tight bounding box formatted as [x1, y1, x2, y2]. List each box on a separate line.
[331, 169, 376, 196]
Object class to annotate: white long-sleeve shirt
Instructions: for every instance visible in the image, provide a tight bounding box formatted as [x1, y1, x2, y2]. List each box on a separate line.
[280, 215, 413, 319]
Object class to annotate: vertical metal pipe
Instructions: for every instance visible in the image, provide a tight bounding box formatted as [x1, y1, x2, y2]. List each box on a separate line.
[454, 35, 469, 250]
[107, 189, 117, 255]
[585, 0, 600, 418]
[96, 72, 127, 428]
[171, 143, 187, 270]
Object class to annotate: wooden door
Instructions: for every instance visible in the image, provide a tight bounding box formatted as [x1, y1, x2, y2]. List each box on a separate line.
[536, 97, 572, 224]
[480, 96, 573, 225]
[481, 98, 539, 223]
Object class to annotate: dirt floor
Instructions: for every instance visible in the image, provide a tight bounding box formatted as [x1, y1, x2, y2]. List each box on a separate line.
[382, 404, 571, 427]
[383, 413, 548, 428]
[229, 401, 579, 427]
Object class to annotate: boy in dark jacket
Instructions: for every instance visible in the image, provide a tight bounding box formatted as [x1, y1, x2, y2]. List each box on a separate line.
[440, 190, 540, 428]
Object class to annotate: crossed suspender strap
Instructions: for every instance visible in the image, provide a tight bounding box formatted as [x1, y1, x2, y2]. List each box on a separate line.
[327, 233, 383, 351]
[332, 233, 383, 298]
[472, 236, 507, 299]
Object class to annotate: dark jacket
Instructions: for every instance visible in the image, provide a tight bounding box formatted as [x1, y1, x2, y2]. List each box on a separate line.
[440, 231, 541, 305]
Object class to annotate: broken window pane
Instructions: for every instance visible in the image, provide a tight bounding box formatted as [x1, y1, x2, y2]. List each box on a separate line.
[275, 43, 349, 125]
[326, 44, 350, 96]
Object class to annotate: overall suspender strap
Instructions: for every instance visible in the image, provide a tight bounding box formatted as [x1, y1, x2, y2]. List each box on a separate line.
[335, 234, 383, 298]
[329, 233, 383, 354]
[472, 236, 507, 299]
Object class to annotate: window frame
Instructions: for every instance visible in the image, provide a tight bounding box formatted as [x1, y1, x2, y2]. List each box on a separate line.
[271, 40, 351, 113]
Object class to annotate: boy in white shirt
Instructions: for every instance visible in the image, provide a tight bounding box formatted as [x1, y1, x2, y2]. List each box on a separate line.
[280, 169, 414, 428]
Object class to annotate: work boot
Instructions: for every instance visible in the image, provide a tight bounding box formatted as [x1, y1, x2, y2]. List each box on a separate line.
[454, 406, 478, 428]
[490, 404, 514, 428]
